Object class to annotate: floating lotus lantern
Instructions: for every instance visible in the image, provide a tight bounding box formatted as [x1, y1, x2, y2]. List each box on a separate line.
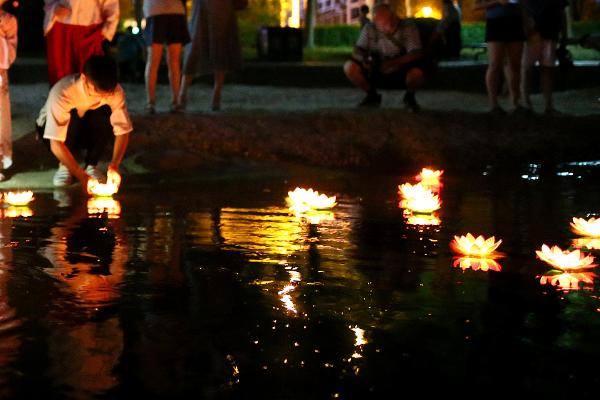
[539, 272, 596, 291]
[398, 183, 441, 214]
[4, 206, 33, 218]
[572, 238, 600, 251]
[87, 198, 122, 218]
[4, 191, 34, 206]
[535, 244, 596, 271]
[415, 168, 443, 191]
[570, 217, 600, 237]
[453, 257, 502, 272]
[451, 234, 503, 258]
[87, 169, 122, 197]
[287, 188, 337, 213]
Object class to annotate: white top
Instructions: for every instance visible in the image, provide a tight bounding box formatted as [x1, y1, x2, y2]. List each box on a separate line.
[38, 74, 133, 142]
[43, 0, 120, 41]
[0, 11, 17, 70]
[143, 0, 186, 18]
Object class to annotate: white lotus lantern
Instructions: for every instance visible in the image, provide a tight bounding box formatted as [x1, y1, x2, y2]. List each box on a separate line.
[287, 188, 337, 213]
[571, 217, 600, 237]
[4, 191, 34, 206]
[87, 169, 122, 197]
[415, 168, 443, 191]
[398, 183, 441, 213]
[451, 234, 502, 258]
[535, 244, 596, 271]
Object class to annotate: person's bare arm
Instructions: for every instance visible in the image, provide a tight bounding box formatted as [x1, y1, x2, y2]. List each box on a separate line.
[108, 133, 129, 174]
[380, 50, 424, 74]
[49, 140, 89, 185]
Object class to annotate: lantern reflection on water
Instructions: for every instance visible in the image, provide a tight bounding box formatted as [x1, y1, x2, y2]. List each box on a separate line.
[87, 198, 122, 218]
[571, 217, 600, 237]
[572, 237, 600, 251]
[4, 206, 33, 218]
[287, 188, 337, 213]
[4, 191, 34, 206]
[539, 272, 596, 291]
[536, 244, 596, 271]
[453, 257, 502, 272]
[406, 212, 441, 226]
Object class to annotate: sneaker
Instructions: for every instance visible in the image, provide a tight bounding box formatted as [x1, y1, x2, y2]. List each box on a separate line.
[170, 103, 183, 114]
[403, 91, 420, 112]
[53, 163, 73, 187]
[358, 92, 382, 108]
[145, 103, 156, 115]
[2, 156, 12, 170]
[85, 164, 105, 182]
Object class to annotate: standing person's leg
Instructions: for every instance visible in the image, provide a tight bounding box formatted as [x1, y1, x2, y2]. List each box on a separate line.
[505, 41, 524, 109]
[145, 44, 164, 113]
[486, 42, 505, 111]
[166, 43, 183, 111]
[540, 39, 558, 113]
[211, 70, 225, 111]
[178, 74, 193, 109]
[521, 33, 540, 109]
[0, 70, 12, 178]
[74, 24, 105, 75]
[79, 106, 113, 180]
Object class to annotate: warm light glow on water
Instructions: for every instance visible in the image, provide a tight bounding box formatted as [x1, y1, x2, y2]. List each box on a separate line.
[4, 206, 33, 218]
[539, 272, 597, 291]
[87, 199, 121, 218]
[453, 257, 502, 272]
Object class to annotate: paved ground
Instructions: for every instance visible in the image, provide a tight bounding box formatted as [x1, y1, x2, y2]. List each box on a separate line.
[3, 82, 600, 191]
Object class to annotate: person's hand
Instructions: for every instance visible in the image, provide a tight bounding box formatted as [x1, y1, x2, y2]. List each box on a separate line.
[380, 59, 397, 75]
[86, 177, 99, 195]
[55, 4, 71, 19]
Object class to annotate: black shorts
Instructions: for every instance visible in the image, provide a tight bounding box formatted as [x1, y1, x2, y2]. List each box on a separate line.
[356, 59, 426, 90]
[144, 14, 190, 46]
[485, 16, 526, 42]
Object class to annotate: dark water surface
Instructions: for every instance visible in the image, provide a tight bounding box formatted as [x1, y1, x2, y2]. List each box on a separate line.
[1, 165, 600, 398]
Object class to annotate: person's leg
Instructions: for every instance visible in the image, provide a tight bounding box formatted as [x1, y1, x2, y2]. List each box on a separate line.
[145, 43, 164, 112]
[80, 106, 113, 170]
[178, 74, 193, 109]
[485, 42, 505, 110]
[540, 39, 558, 113]
[212, 70, 225, 111]
[46, 23, 74, 87]
[505, 41, 524, 109]
[404, 67, 425, 112]
[343, 60, 372, 92]
[166, 43, 183, 110]
[0, 70, 12, 174]
[53, 109, 83, 186]
[521, 34, 540, 109]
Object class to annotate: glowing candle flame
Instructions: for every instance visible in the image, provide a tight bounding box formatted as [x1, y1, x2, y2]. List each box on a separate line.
[87, 169, 122, 197]
[351, 326, 367, 347]
[398, 183, 441, 213]
[415, 168, 443, 191]
[4, 191, 34, 206]
[451, 234, 502, 257]
[287, 188, 337, 213]
[453, 257, 502, 272]
[536, 244, 596, 271]
[539, 272, 596, 291]
[571, 217, 600, 237]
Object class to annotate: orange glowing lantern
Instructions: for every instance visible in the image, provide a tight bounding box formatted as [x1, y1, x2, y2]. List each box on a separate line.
[453, 257, 502, 272]
[415, 168, 443, 191]
[398, 183, 441, 213]
[406, 212, 441, 226]
[571, 217, 600, 237]
[539, 272, 596, 291]
[87, 169, 121, 197]
[87, 198, 122, 218]
[4, 191, 34, 206]
[287, 188, 337, 213]
[451, 234, 503, 258]
[536, 244, 596, 271]
[572, 238, 600, 251]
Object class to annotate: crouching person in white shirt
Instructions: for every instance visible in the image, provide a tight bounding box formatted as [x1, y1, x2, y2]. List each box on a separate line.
[36, 55, 132, 192]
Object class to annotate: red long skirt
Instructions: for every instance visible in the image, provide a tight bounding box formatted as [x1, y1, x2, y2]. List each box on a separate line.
[46, 22, 104, 87]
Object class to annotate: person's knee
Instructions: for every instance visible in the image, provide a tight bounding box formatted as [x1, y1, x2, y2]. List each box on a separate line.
[406, 68, 425, 89]
[344, 60, 362, 80]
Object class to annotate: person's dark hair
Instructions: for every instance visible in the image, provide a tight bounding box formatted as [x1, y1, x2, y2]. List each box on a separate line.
[83, 55, 118, 93]
[360, 5, 369, 14]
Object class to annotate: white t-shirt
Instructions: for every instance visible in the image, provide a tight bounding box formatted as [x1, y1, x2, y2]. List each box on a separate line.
[38, 74, 133, 142]
[43, 0, 120, 40]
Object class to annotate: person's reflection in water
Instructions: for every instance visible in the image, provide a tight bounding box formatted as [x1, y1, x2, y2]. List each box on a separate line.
[0, 217, 20, 397]
[39, 196, 128, 397]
